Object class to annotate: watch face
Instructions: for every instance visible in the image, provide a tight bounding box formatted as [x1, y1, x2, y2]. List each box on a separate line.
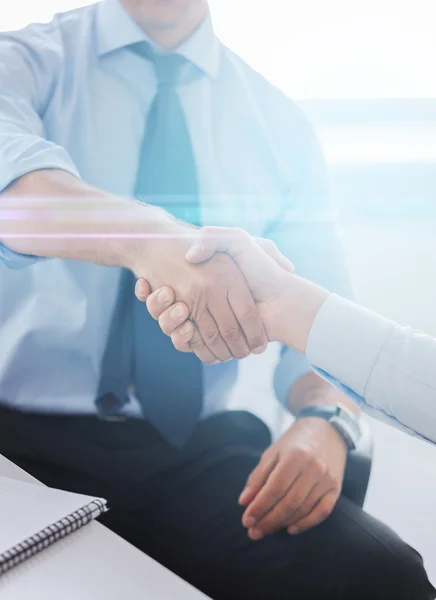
[332, 406, 362, 450]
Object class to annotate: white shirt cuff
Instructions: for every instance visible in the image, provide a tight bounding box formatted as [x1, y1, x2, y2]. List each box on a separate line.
[306, 294, 396, 398]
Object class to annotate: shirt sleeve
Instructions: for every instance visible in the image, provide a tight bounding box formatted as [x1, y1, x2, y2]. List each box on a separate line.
[267, 108, 354, 407]
[0, 24, 80, 269]
[307, 294, 436, 443]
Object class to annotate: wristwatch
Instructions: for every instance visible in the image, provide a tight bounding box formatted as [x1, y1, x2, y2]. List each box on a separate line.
[295, 404, 362, 451]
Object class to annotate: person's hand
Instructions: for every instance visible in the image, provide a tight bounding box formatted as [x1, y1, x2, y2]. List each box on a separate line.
[184, 227, 295, 305]
[138, 226, 329, 357]
[136, 227, 295, 359]
[129, 222, 273, 363]
[238, 417, 346, 538]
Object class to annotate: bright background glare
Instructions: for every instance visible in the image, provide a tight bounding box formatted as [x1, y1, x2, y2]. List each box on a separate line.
[2, 0, 436, 99]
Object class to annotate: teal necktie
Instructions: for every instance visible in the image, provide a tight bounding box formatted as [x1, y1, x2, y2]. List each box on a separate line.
[98, 46, 203, 447]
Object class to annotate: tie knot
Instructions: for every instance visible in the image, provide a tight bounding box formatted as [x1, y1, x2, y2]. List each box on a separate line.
[132, 43, 187, 87]
[153, 53, 186, 87]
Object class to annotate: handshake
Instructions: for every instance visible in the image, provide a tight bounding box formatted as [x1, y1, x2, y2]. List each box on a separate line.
[133, 226, 330, 361]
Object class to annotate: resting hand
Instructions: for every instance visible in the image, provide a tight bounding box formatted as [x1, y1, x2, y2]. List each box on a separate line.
[239, 417, 346, 538]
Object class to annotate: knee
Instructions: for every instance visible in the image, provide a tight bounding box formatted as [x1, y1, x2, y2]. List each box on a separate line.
[396, 545, 435, 599]
[364, 542, 434, 600]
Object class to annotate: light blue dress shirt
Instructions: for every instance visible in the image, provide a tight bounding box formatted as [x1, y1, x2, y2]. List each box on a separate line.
[0, 0, 351, 418]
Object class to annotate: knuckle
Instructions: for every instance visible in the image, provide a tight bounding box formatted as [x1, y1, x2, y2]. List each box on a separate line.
[294, 446, 314, 463]
[259, 238, 276, 252]
[239, 305, 258, 322]
[258, 518, 274, 533]
[314, 461, 328, 478]
[210, 253, 232, 270]
[190, 333, 205, 350]
[285, 498, 300, 514]
[253, 501, 268, 516]
[233, 227, 249, 240]
[222, 326, 243, 343]
[202, 327, 222, 345]
[201, 226, 215, 237]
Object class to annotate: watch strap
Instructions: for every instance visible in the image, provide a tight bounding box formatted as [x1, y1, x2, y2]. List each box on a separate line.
[295, 404, 361, 450]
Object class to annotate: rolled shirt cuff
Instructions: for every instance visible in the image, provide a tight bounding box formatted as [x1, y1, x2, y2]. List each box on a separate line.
[0, 244, 45, 269]
[306, 294, 396, 399]
[0, 136, 80, 193]
[0, 137, 80, 268]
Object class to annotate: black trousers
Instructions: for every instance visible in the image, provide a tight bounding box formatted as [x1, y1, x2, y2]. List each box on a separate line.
[0, 405, 434, 600]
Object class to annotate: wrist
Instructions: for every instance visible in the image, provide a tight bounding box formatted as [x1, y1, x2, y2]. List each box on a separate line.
[112, 202, 193, 274]
[266, 275, 330, 353]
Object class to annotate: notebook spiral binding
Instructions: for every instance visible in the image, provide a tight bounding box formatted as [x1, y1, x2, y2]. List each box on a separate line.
[0, 498, 106, 576]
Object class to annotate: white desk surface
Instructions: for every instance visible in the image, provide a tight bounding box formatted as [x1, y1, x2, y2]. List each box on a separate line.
[0, 455, 209, 600]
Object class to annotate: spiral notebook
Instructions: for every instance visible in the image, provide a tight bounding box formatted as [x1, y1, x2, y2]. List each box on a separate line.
[0, 475, 107, 576]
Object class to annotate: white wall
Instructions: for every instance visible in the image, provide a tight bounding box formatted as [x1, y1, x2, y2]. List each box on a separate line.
[2, 0, 436, 99]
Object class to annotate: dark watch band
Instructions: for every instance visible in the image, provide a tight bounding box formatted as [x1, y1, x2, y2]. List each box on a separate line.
[297, 406, 340, 421]
[295, 404, 362, 450]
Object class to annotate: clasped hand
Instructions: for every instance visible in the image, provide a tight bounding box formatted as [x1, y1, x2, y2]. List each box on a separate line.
[132, 225, 293, 363]
[135, 226, 295, 361]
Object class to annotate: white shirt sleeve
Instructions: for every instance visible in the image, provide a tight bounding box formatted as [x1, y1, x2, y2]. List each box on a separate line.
[306, 294, 436, 443]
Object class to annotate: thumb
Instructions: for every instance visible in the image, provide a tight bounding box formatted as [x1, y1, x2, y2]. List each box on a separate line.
[184, 240, 218, 263]
[185, 227, 253, 264]
[255, 238, 295, 273]
[185, 227, 295, 276]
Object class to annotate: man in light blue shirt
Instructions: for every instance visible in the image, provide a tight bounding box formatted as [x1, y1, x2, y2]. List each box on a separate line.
[0, 1, 433, 598]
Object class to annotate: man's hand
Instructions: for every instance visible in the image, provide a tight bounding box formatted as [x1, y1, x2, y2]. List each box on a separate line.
[136, 227, 296, 359]
[131, 223, 271, 363]
[238, 416, 346, 539]
[137, 226, 330, 357]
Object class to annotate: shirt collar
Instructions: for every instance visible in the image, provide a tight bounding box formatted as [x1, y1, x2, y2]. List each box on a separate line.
[96, 0, 221, 79]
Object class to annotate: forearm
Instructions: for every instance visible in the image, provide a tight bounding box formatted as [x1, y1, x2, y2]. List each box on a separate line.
[0, 169, 180, 271]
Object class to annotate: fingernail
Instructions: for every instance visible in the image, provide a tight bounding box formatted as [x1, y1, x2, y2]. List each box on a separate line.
[185, 244, 204, 261]
[252, 345, 267, 355]
[238, 487, 250, 504]
[179, 322, 192, 336]
[212, 360, 220, 365]
[158, 288, 171, 304]
[249, 529, 263, 541]
[288, 526, 299, 535]
[244, 516, 256, 528]
[171, 305, 185, 319]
